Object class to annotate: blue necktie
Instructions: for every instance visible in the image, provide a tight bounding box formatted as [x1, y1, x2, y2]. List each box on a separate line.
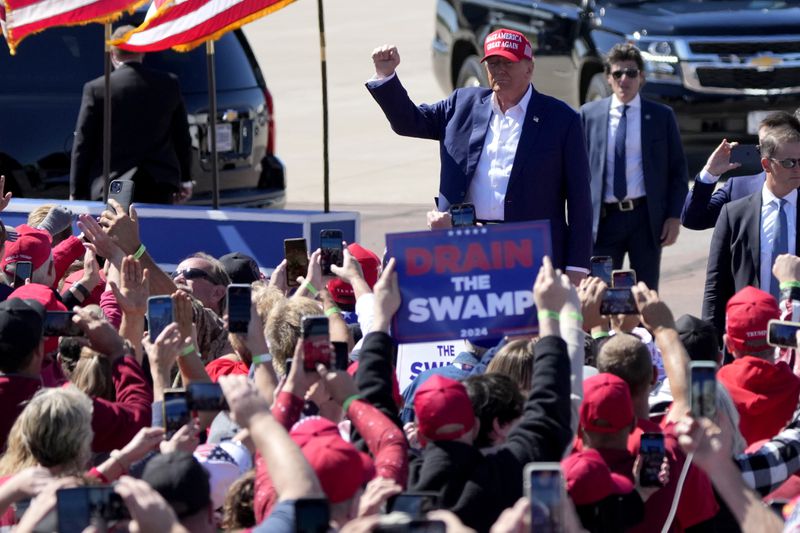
[613, 105, 629, 202]
[771, 198, 789, 301]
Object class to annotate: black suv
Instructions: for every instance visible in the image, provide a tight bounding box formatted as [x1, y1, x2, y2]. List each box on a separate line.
[0, 17, 285, 207]
[433, 0, 800, 163]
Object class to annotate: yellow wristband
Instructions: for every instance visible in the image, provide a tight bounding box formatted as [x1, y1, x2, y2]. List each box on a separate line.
[304, 281, 318, 296]
[132, 244, 146, 260]
[538, 310, 560, 321]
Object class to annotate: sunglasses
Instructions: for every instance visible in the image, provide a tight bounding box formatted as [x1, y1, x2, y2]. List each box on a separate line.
[172, 267, 214, 282]
[611, 68, 640, 80]
[770, 157, 800, 169]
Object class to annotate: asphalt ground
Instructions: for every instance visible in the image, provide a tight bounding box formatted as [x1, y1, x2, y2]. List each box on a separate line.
[243, 0, 714, 318]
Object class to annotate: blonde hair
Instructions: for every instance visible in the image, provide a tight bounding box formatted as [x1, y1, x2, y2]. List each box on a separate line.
[71, 347, 115, 401]
[487, 338, 539, 391]
[0, 386, 93, 475]
[266, 297, 322, 375]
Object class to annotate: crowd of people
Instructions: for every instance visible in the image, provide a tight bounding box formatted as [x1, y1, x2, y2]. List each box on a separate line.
[0, 21, 799, 533]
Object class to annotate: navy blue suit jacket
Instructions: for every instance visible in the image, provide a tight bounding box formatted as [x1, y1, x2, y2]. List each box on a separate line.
[701, 188, 800, 335]
[367, 75, 593, 270]
[580, 97, 688, 244]
[681, 172, 765, 230]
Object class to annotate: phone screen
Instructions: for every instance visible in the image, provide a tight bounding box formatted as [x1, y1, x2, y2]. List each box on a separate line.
[57, 486, 128, 533]
[163, 393, 189, 439]
[690, 363, 717, 419]
[186, 383, 228, 411]
[450, 204, 476, 227]
[599, 288, 638, 315]
[768, 320, 800, 348]
[320, 230, 343, 275]
[389, 493, 439, 517]
[590, 256, 612, 284]
[302, 316, 331, 371]
[43, 311, 82, 337]
[13, 261, 32, 288]
[227, 284, 251, 334]
[284, 238, 309, 288]
[612, 270, 636, 289]
[294, 498, 330, 533]
[147, 297, 173, 340]
[639, 433, 665, 487]
[528, 469, 564, 533]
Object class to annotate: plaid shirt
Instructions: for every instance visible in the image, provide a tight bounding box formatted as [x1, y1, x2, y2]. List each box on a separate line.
[736, 403, 800, 495]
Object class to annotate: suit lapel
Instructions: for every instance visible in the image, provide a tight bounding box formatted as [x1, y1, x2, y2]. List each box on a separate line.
[748, 190, 763, 284]
[466, 93, 493, 177]
[507, 86, 543, 188]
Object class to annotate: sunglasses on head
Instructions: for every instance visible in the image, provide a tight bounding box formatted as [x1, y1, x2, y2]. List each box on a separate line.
[172, 267, 213, 282]
[611, 68, 640, 80]
[770, 157, 800, 169]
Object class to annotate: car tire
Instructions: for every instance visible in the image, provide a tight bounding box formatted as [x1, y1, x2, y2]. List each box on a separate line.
[456, 55, 488, 88]
[585, 72, 611, 102]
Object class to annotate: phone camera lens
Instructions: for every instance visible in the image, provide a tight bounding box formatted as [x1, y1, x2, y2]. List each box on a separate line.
[111, 182, 122, 193]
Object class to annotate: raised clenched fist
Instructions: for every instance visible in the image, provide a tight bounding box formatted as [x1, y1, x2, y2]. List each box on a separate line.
[371, 44, 400, 78]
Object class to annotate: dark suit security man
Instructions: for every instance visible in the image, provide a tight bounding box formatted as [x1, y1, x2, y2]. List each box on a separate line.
[703, 123, 800, 336]
[70, 25, 192, 204]
[580, 44, 688, 290]
[367, 29, 593, 285]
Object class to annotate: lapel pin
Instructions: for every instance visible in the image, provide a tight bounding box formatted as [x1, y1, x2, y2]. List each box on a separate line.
[533, 116, 540, 123]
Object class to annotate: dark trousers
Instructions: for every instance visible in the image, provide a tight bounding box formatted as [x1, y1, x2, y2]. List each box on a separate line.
[593, 203, 662, 290]
[131, 168, 177, 205]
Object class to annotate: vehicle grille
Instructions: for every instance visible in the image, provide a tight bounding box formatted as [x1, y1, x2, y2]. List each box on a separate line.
[695, 67, 800, 90]
[690, 41, 800, 55]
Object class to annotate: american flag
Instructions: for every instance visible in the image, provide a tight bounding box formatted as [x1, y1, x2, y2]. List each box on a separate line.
[2, 0, 146, 54]
[113, 0, 298, 53]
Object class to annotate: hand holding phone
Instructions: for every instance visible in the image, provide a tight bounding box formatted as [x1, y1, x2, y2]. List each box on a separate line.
[107, 179, 135, 213]
[638, 432, 665, 487]
[449, 203, 477, 227]
[320, 230, 344, 276]
[43, 311, 83, 337]
[186, 382, 229, 411]
[590, 256, 613, 284]
[12, 261, 32, 289]
[147, 296, 173, 340]
[162, 389, 190, 439]
[768, 319, 800, 348]
[599, 288, 638, 315]
[524, 463, 565, 533]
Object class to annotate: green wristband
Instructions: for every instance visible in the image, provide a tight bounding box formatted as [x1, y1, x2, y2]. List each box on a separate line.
[780, 281, 800, 289]
[132, 243, 146, 260]
[181, 344, 196, 356]
[564, 311, 583, 322]
[252, 353, 273, 365]
[342, 394, 361, 412]
[325, 306, 341, 317]
[538, 310, 560, 322]
[591, 331, 610, 340]
[304, 281, 318, 296]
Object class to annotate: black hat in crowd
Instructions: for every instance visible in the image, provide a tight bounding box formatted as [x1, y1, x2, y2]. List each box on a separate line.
[0, 298, 45, 368]
[219, 252, 261, 284]
[142, 451, 210, 518]
[675, 314, 719, 362]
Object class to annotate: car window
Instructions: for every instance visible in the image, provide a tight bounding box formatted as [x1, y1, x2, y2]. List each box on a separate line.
[0, 26, 258, 94]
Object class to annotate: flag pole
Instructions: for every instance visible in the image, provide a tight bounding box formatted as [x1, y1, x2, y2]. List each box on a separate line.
[206, 40, 219, 209]
[102, 22, 112, 202]
[317, 0, 329, 213]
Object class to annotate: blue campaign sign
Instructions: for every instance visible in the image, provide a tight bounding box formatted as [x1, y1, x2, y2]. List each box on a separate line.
[0, 199, 358, 273]
[386, 221, 552, 344]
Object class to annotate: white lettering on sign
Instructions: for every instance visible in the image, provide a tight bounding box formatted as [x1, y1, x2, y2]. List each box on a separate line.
[396, 340, 469, 386]
[407, 290, 534, 322]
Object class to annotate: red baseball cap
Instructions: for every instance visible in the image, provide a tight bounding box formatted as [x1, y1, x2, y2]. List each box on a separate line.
[414, 375, 475, 442]
[580, 374, 634, 434]
[10, 283, 68, 356]
[326, 243, 381, 306]
[297, 434, 373, 503]
[725, 286, 779, 354]
[482, 29, 533, 63]
[562, 449, 634, 505]
[1, 224, 51, 276]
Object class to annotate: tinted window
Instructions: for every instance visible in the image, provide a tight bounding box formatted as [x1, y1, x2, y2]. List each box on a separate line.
[0, 25, 258, 94]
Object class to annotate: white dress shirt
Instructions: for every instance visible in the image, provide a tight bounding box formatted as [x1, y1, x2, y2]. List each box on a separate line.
[760, 184, 797, 291]
[604, 94, 646, 202]
[466, 85, 532, 221]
